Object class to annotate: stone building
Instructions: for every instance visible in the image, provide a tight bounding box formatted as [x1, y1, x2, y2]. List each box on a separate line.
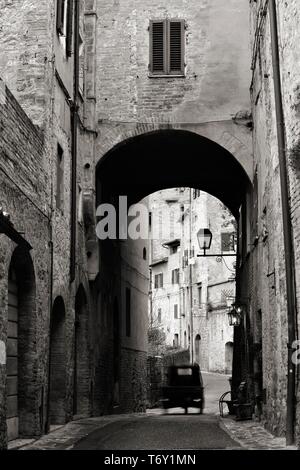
[149, 188, 235, 374]
[0, 0, 148, 449]
[2, 0, 300, 450]
[247, 0, 300, 444]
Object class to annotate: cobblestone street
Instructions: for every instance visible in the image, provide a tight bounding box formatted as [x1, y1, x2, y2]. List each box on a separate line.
[9, 374, 295, 451]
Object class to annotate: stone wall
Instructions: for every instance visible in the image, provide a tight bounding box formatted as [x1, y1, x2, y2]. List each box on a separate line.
[249, 0, 300, 441]
[0, 79, 50, 448]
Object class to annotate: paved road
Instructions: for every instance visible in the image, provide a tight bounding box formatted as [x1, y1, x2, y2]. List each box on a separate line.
[72, 373, 237, 450]
[72, 414, 239, 450]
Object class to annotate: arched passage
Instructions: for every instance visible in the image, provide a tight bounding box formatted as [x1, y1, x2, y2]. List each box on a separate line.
[6, 247, 37, 441]
[74, 286, 90, 417]
[95, 129, 252, 412]
[49, 297, 66, 425]
[96, 129, 251, 218]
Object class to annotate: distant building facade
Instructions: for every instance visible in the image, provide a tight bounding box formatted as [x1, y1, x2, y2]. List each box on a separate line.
[149, 188, 235, 374]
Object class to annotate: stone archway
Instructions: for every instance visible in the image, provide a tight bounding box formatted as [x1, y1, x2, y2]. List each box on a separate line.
[6, 247, 37, 441]
[95, 128, 253, 413]
[49, 297, 66, 425]
[74, 285, 90, 418]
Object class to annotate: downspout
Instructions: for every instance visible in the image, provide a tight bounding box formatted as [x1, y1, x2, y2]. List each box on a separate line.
[269, 0, 297, 445]
[189, 189, 194, 363]
[70, 0, 80, 282]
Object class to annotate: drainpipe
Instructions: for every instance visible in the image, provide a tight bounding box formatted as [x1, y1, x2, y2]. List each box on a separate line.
[70, 0, 80, 282]
[189, 189, 194, 364]
[269, 0, 297, 445]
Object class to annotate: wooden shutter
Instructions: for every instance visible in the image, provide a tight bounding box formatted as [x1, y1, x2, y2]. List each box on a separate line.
[66, 0, 73, 57]
[150, 21, 166, 74]
[169, 20, 184, 74]
[57, 0, 65, 35]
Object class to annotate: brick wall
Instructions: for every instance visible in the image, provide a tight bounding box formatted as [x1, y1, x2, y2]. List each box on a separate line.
[0, 79, 50, 448]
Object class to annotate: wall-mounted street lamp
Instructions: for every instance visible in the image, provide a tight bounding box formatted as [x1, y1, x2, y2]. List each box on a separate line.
[227, 303, 245, 327]
[0, 208, 32, 250]
[197, 228, 235, 258]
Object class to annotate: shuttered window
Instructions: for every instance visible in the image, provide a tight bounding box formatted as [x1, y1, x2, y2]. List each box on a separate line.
[57, 0, 73, 58]
[56, 0, 66, 35]
[150, 19, 185, 76]
[66, 0, 73, 57]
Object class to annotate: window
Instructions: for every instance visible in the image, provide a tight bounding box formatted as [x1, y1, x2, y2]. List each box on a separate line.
[149, 19, 185, 76]
[182, 249, 189, 268]
[125, 288, 131, 337]
[56, 0, 73, 57]
[171, 245, 178, 255]
[221, 232, 236, 252]
[79, 33, 84, 95]
[193, 189, 201, 199]
[158, 308, 162, 324]
[56, 144, 64, 211]
[143, 247, 147, 260]
[78, 186, 83, 223]
[154, 273, 164, 289]
[198, 283, 202, 306]
[174, 334, 179, 348]
[174, 304, 178, 320]
[172, 269, 180, 284]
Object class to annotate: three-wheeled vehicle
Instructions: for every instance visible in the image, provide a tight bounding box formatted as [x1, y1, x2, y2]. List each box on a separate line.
[160, 364, 205, 414]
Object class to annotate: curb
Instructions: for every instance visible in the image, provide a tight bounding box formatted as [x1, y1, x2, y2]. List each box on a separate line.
[218, 417, 248, 449]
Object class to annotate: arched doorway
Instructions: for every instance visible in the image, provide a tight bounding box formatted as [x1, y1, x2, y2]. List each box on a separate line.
[195, 335, 201, 365]
[49, 297, 66, 425]
[74, 286, 90, 417]
[6, 247, 36, 441]
[225, 342, 234, 374]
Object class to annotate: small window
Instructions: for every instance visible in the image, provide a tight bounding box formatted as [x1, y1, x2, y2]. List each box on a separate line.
[174, 304, 178, 320]
[56, 144, 64, 211]
[78, 186, 83, 223]
[125, 288, 131, 337]
[174, 334, 179, 348]
[198, 283, 202, 306]
[56, 0, 73, 57]
[172, 269, 180, 284]
[221, 232, 236, 252]
[56, 0, 66, 35]
[158, 308, 162, 324]
[79, 33, 84, 94]
[154, 273, 164, 289]
[171, 245, 178, 254]
[149, 19, 185, 76]
[143, 247, 147, 260]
